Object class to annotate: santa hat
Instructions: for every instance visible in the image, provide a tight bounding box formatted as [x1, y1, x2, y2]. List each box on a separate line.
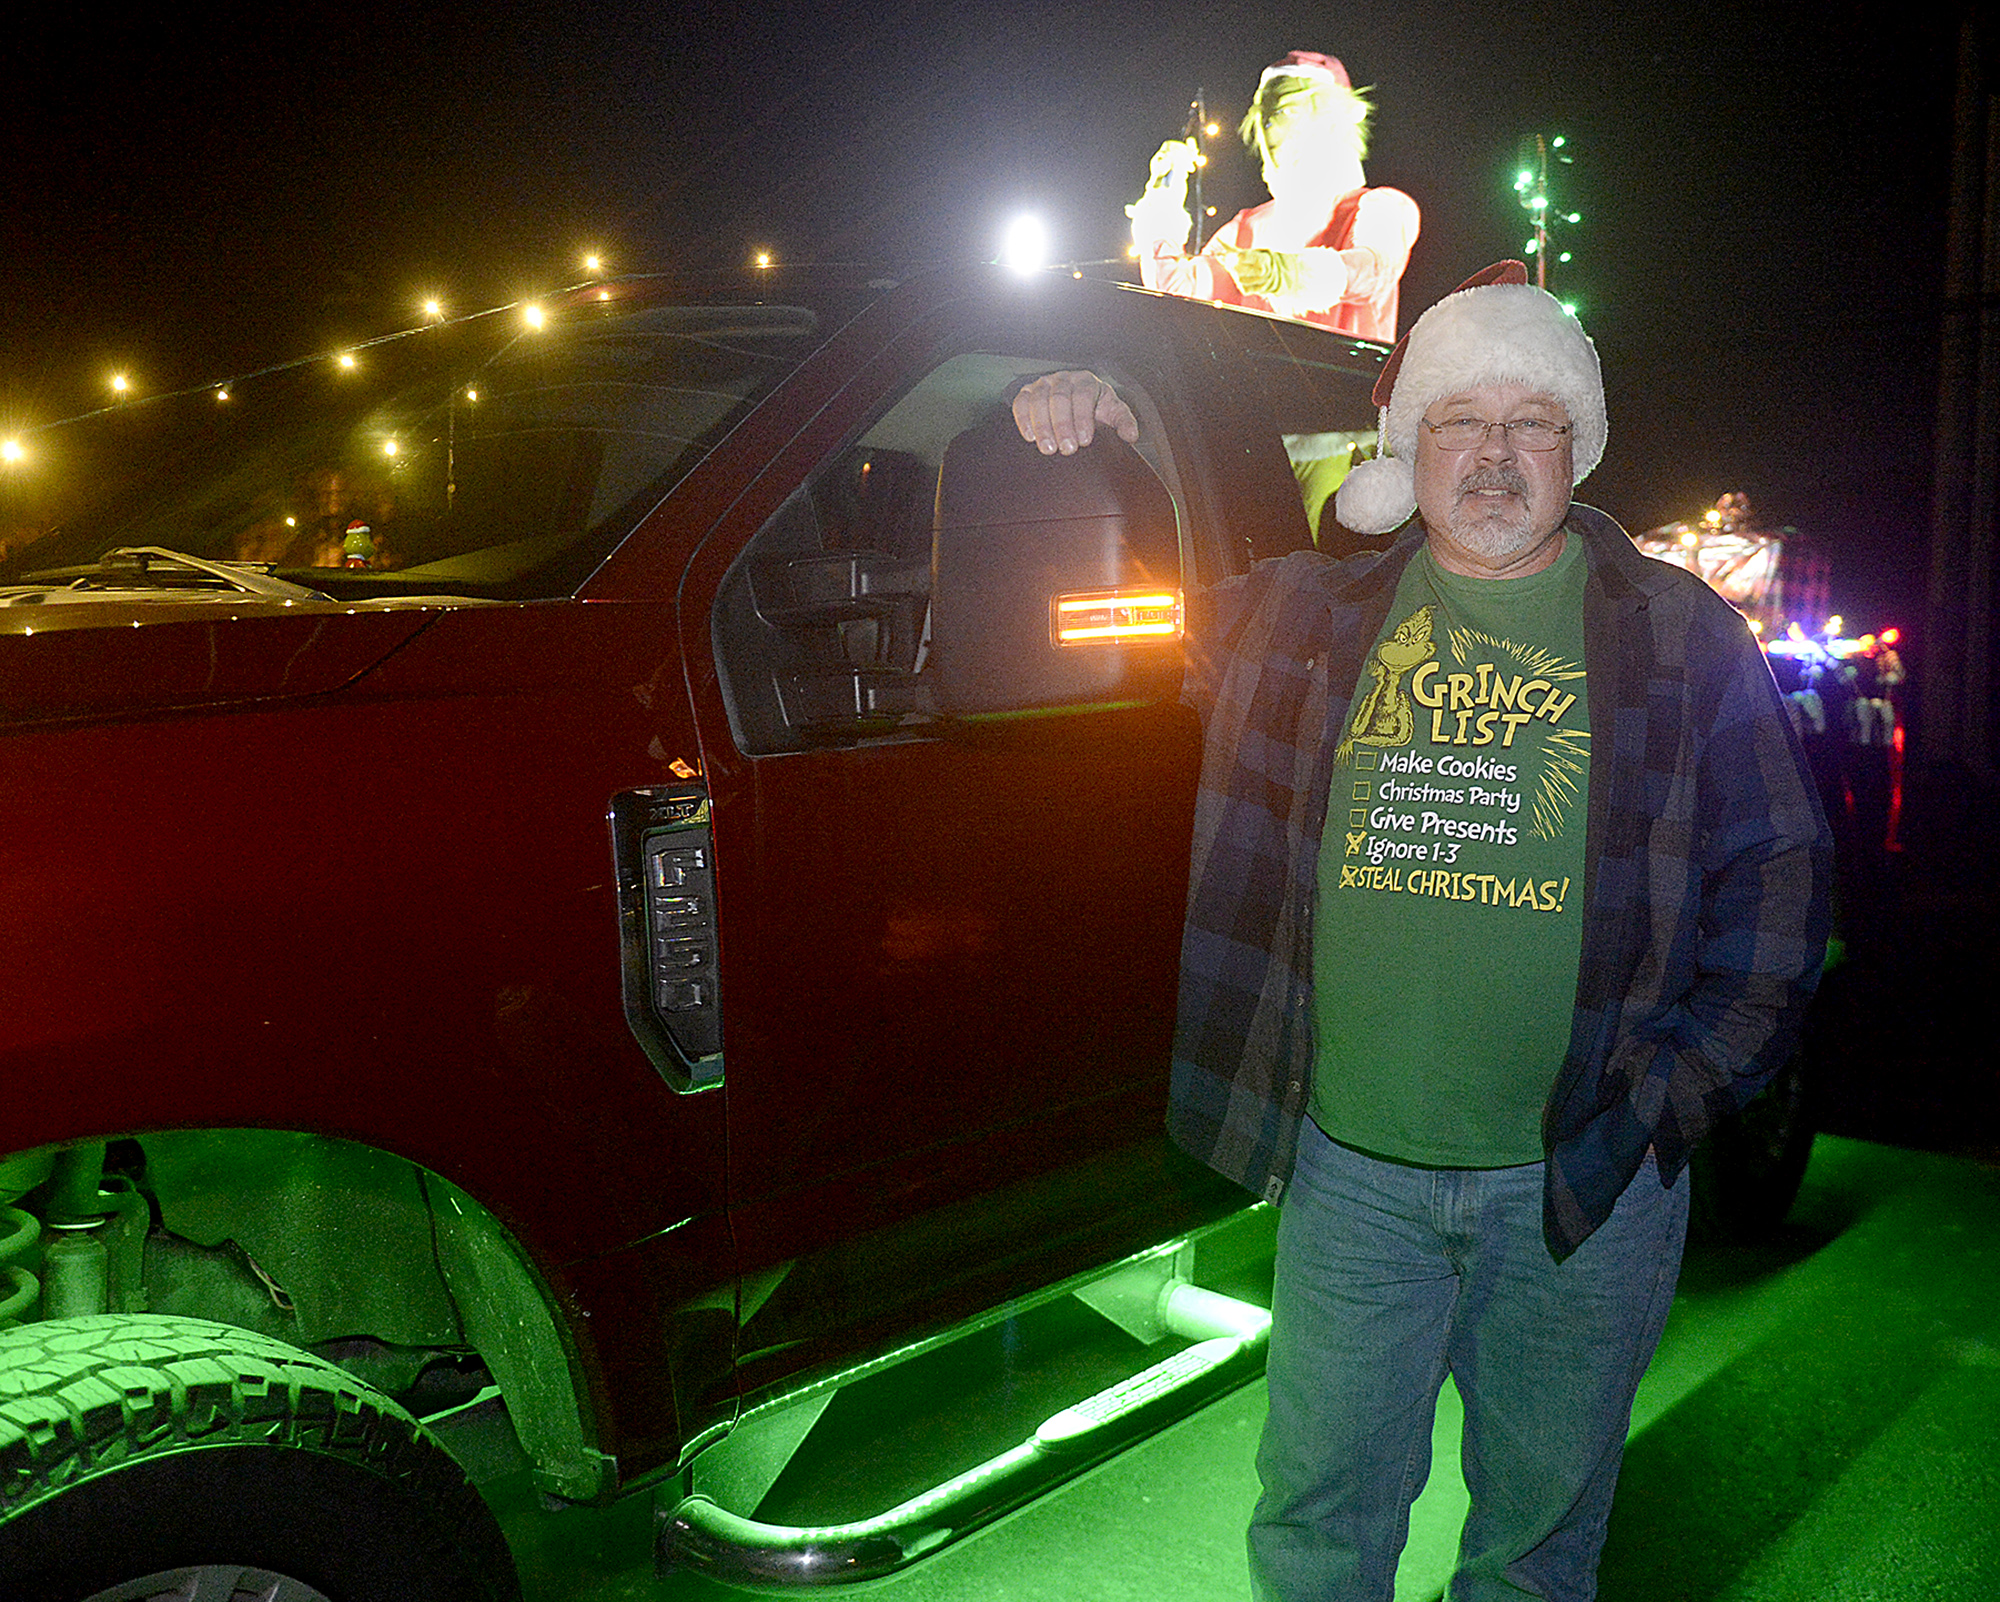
[1256, 51, 1351, 93]
[1334, 261, 1607, 536]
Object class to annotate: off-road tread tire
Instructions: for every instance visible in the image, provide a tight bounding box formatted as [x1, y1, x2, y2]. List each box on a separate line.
[0, 1314, 518, 1602]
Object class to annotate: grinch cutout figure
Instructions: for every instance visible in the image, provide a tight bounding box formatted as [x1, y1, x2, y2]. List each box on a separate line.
[1127, 51, 1420, 344]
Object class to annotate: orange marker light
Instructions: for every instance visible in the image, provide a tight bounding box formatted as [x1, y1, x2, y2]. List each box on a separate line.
[1052, 588, 1184, 646]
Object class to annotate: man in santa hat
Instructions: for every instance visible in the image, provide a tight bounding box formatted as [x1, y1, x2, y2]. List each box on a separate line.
[1013, 266, 1829, 1599]
[1128, 51, 1420, 343]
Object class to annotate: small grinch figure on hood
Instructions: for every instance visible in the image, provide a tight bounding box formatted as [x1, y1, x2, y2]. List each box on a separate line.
[1127, 51, 1420, 343]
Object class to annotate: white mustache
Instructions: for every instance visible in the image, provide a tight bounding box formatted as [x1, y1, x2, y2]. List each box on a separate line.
[1456, 467, 1530, 499]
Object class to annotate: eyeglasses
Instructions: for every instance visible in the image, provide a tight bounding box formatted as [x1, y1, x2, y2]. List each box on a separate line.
[1420, 416, 1573, 452]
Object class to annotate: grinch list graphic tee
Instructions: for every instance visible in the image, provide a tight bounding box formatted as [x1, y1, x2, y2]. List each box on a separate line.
[1311, 535, 1591, 1167]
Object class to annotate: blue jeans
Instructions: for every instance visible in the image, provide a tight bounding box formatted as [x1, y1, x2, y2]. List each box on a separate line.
[1249, 1122, 1688, 1602]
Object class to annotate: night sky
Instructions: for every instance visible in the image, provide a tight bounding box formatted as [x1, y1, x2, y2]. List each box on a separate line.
[4, 2, 1972, 633]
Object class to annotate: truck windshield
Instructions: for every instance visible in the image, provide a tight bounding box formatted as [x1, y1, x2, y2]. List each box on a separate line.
[0, 275, 866, 601]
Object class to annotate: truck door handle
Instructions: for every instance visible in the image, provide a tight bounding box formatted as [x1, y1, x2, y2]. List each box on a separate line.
[610, 786, 724, 1092]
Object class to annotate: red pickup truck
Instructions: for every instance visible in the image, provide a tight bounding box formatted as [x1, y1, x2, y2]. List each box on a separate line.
[0, 265, 1400, 1600]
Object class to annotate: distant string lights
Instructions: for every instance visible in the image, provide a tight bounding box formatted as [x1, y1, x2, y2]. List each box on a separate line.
[0, 251, 625, 470]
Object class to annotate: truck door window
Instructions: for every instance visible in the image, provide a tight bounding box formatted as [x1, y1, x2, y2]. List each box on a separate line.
[1234, 334, 1386, 557]
[712, 354, 1187, 757]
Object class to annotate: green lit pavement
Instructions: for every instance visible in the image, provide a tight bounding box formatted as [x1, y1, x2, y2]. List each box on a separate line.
[499, 1135, 2000, 1600]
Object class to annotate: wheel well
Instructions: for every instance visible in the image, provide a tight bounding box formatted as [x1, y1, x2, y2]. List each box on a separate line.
[0, 1130, 613, 1503]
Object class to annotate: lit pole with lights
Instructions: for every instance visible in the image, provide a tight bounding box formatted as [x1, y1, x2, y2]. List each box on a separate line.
[1513, 134, 1581, 300]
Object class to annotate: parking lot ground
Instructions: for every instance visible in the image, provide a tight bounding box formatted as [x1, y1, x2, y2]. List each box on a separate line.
[494, 1132, 2000, 1601]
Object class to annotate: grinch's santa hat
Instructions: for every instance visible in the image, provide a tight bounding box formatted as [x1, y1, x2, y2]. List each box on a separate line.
[1334, 261, 1607, 536]
[1256, 50, 1351, 93]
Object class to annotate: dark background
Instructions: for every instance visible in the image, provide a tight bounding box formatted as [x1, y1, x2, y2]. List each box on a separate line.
[4, 2, 1972, 638]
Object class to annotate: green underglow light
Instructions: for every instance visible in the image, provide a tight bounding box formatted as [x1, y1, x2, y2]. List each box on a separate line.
[495, 1141, 2000, 1600]
[759, 1441, 1043, 1546]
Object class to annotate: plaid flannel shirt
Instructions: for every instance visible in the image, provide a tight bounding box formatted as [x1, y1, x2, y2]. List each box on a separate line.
[1167, 505, 1833, 1258]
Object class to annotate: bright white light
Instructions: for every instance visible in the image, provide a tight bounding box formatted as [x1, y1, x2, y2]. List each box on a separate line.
[1000, 214, 1048, 275]
[423, 298, 444, 319]
[1, 439, 23, 464]
[523, 304, 545, 330]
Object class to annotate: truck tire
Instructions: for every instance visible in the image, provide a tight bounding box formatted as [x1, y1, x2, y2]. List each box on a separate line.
[0, 1315, 519, 1602]
[1688, 1048, 1815, 1245]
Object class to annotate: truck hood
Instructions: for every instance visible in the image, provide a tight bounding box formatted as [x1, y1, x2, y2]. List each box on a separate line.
[0, 592, 473, 725]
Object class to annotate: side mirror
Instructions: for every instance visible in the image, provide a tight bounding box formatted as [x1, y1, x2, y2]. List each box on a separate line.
[930, 417, 1183, 716]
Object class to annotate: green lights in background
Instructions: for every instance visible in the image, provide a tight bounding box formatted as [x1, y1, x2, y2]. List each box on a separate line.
[1513, 134, 1583, 306]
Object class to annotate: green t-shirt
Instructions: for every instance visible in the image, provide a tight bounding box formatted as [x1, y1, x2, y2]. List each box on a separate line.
[1311, 535, 1592, 1166]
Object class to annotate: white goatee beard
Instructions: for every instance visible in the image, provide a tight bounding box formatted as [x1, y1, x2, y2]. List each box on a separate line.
[1444, 468, 1536, 560]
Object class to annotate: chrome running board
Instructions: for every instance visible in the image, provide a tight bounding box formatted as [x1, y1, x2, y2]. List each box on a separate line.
[657, 1276, 1269, 1589]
